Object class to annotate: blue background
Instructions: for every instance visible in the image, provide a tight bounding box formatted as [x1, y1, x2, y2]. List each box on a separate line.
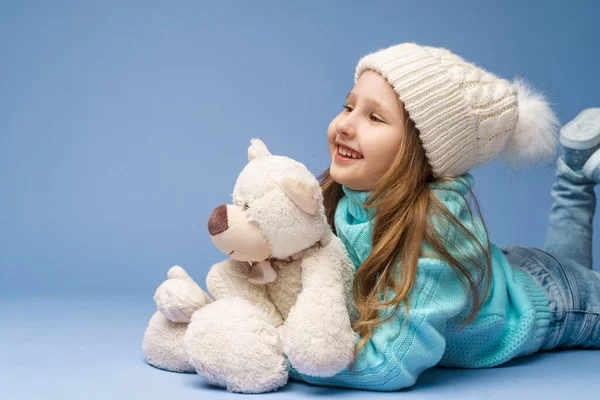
[1, 1, 599, 398]
[1, 0, 600, 295]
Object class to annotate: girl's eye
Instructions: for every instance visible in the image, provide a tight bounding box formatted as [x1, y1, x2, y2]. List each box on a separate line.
[342, 104, 383, 123]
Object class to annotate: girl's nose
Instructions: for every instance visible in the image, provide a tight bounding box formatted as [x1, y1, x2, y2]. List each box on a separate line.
[337, 116, 356, 138]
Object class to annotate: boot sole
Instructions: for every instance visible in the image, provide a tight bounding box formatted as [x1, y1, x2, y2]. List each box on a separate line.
[559, 107, 600, 150]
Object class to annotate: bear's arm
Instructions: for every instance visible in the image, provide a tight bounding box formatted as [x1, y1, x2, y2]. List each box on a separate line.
[282, 238, 356, 377]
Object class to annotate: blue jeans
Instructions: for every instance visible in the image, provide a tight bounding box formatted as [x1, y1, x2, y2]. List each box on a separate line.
[500, 155, 600, 351]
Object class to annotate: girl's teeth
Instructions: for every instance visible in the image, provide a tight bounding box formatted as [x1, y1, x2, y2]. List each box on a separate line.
[338, 145, 362, 159]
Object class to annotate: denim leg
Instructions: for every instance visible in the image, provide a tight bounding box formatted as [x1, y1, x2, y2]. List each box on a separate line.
[543, 155, 597, 270]
[502, 245, 600, 350]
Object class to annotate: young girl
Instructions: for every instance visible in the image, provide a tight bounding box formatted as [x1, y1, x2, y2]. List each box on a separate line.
[287, 42, 600, 391]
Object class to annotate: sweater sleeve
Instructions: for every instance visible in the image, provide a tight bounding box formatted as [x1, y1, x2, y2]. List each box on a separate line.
[287, 257, 469, 391]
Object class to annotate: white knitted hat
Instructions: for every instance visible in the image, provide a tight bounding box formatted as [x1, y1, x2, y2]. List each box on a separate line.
[354, 42, 560, 178]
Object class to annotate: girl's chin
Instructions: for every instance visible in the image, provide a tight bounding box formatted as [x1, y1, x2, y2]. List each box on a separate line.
[329, 166, 372, 191]
[329, 168, 351, 185]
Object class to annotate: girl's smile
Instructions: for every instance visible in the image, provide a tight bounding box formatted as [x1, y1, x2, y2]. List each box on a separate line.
[335, 143, 364, 162]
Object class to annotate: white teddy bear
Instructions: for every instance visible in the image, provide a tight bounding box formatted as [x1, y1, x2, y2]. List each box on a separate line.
[142, 138, 358, 393]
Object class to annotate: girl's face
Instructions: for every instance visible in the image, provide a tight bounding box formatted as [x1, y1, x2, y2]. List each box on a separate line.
[327, 69, 405, 191]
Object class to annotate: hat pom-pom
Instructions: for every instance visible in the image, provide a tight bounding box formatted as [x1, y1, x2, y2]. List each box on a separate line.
[498, 76, 560, 169]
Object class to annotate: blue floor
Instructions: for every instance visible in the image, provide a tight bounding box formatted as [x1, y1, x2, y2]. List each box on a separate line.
[2, 294, 599, 399]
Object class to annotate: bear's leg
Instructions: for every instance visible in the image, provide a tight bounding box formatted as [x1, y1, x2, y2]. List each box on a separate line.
[183, 297, 289, 394]
[142, 310, 195, 373]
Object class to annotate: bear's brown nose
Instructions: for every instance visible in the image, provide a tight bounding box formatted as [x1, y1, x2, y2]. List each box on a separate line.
[208, 204, 229, 236]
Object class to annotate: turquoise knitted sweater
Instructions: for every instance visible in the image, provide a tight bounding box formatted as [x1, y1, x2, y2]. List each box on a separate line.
[288, 172, 551, 391]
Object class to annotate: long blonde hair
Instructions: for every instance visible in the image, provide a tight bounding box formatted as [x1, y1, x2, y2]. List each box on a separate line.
[318, 103, 492, 371]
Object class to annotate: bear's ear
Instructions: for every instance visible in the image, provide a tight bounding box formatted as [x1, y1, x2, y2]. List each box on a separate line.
[248, 138, 271, 162]
[276, 175, 318, 215]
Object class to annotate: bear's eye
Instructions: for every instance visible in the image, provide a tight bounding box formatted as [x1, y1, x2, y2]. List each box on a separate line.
[242, 202, 249, 211]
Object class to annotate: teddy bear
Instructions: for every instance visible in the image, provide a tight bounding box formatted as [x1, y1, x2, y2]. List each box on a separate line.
[142, 138, 359, 393]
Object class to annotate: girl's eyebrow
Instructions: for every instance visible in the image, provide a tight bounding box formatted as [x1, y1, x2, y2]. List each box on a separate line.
[346, 91, 393, 119]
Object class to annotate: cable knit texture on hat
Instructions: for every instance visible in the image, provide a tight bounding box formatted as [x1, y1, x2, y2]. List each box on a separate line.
[354, 42, 560, 177]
